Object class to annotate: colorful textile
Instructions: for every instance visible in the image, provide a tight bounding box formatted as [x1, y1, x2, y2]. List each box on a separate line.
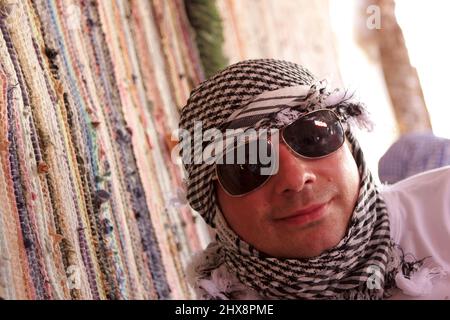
[0, 0, 206, 300]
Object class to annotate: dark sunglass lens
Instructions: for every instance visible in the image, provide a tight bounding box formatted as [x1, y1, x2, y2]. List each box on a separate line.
[216, 139, 274, 196]
[283, 110, 344, 158]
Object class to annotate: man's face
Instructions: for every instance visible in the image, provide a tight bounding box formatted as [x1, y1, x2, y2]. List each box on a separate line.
[215, 140, 360, 258]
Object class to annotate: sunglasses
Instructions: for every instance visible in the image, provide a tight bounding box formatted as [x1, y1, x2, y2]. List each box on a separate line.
[215, 109, 345, 196]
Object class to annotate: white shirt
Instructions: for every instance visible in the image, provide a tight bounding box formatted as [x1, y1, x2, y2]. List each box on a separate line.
[381, 166, 450, 299]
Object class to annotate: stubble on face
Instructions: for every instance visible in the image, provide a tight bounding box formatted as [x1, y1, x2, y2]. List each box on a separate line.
[216, 142, 360, 258]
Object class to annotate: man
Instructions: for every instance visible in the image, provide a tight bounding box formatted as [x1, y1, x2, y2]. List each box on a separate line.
[179, 59, 450, 299]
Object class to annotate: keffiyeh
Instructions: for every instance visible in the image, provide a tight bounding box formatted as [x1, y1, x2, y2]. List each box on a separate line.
[179, 59, 427, 299]
[209, 130, 398, 299]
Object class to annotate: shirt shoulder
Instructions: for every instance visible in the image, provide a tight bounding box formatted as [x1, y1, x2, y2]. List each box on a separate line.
[380, 165, 450, 195]
[186, 243, 263, 300]
[380, 166, 450, 299]
[380, 165, 450, 239]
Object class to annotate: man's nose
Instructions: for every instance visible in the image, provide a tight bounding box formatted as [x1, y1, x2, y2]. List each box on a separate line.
[272, 143, 317, 195]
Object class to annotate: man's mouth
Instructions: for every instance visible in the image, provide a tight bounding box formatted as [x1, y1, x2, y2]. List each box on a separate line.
[274, 201, 330, 227]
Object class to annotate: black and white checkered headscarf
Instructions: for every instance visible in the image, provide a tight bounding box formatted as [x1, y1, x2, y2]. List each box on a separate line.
[180, 59, 416, 299]
[180, 59, 368, 226]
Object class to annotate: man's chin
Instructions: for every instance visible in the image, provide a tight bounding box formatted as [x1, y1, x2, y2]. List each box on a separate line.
[279, 232, 345, 259]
